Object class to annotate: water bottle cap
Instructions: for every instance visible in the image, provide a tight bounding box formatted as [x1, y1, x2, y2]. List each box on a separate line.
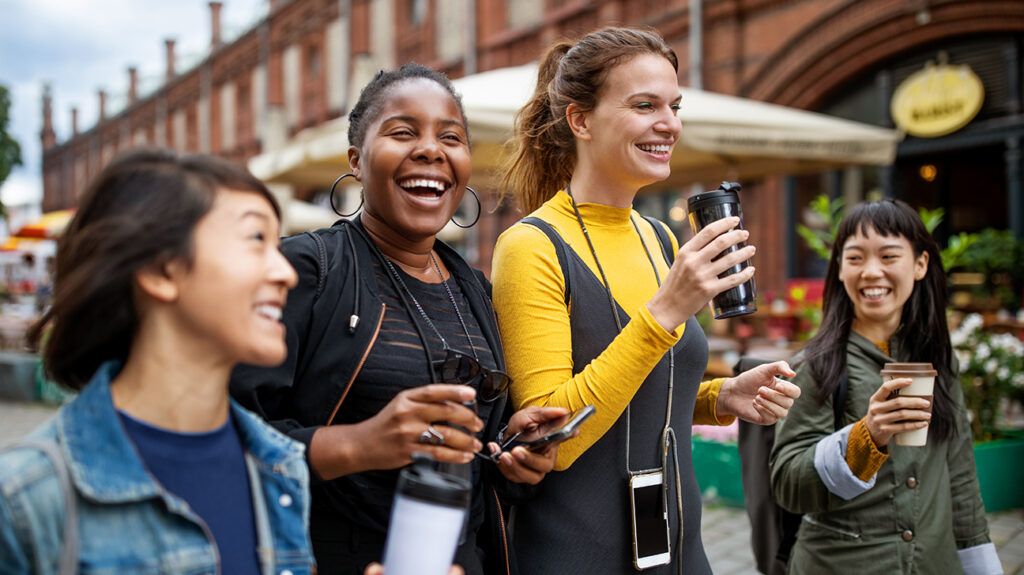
[686, 181, 743, 214]
[397, 454, 472, 508]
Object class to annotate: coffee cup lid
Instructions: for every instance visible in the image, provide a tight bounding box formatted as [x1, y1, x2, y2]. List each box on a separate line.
[881, 362, 937, 376]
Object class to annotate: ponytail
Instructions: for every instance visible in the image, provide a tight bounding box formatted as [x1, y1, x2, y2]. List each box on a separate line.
[499, 27, 678, 213]
[500, 42, 575, 213]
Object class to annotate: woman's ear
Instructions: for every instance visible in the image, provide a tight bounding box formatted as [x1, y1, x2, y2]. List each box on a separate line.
[134, 260, 182, 304]
[566, 103, 590, 140]
[914, 250, 930, 281]
[347, 146, 363, 180]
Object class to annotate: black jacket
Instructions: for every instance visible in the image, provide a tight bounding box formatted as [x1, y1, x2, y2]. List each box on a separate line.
[230, 217, 518, 575]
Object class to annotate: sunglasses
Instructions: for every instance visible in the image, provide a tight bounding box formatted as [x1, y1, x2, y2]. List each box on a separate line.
[432, 347, 511, 404]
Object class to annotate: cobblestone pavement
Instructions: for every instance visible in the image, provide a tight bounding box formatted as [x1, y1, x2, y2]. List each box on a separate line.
[2, 400, 1022, 574]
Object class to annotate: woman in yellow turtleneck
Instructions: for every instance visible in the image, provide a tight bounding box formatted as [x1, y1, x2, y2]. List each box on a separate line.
[490, 28, 802, 575]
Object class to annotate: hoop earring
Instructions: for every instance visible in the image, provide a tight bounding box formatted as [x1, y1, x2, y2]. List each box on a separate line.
[330, 173, 363, 217]
[451, 186, 481, 228]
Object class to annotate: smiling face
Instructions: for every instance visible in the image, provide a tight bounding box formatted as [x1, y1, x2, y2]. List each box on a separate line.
[838, 227, 929, 340]
[349, 77, 471, 242]
[574, 53, 681, 192]
[168, 189, 297, 367]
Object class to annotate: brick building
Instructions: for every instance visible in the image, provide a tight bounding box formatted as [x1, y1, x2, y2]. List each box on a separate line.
[38, 0, 1024, 295]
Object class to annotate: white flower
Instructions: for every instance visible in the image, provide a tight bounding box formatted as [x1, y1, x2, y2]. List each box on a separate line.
[1014, 373, 1024, 389]
[956, 350, 970, 367]
[977, 344, 991, 360]
[950, 329, 967, 348]
[985, 359, 998, 374]
[998, 367, 1010, 381]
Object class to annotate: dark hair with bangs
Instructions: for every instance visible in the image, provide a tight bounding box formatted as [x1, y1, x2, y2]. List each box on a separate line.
[346, 62, 466, 149]
[28, 149, 279, 390]
[803, 199, 956, 442]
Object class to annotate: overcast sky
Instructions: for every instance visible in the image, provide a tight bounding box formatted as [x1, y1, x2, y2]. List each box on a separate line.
[0, 0, 266, 208]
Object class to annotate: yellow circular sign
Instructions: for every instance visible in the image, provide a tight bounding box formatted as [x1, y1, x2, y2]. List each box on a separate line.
[891, 64, 984, 138]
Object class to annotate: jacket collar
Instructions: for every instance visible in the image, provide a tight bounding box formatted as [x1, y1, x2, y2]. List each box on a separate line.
[59, 361, 303, 503]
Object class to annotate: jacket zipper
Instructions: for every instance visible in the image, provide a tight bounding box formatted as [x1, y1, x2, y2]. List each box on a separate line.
[327, 302, 385, 425]
[492, 487, 511, 575]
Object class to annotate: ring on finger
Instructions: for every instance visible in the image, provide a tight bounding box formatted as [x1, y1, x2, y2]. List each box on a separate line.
[418, 425, 445, 446]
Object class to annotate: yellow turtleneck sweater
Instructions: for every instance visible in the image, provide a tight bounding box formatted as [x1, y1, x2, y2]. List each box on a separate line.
[492, 191, 732, 470]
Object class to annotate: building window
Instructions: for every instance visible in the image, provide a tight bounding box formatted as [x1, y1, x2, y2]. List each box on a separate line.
[409, 0, 427, 27]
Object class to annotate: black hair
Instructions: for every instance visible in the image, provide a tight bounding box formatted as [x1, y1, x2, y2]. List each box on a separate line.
[803, 199, 956, 442]
[346, 62, 467, 149]
[28, 149, 279, 390]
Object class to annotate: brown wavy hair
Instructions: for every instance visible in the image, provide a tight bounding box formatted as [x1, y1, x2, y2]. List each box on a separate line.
[500, 27, 677, 213]
[29, 149, 279, 390]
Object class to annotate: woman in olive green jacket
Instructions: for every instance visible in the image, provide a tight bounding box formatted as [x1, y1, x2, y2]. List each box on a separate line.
[770, 200, 1000, 575]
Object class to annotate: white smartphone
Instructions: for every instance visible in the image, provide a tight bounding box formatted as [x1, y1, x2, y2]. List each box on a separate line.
[629, 470, 671, 570]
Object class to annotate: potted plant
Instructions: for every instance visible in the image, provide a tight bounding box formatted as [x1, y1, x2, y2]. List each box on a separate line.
[950, 313, 1024, 511]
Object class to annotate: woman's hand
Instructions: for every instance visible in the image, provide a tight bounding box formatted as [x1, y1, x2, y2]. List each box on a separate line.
[364, 563, 464, 575]
[647, 217, 756, 332]
[310, 384, 484, 480]
[864, 377, 931, 448]
[716, 361, 800, 424]
[490, 406, 569, 484]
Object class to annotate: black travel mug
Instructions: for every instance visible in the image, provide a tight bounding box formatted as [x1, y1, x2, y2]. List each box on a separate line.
[686, 182, 757, 319]
[383, 454, 471, 575]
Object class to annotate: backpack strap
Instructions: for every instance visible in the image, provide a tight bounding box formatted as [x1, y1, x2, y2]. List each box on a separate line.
[303, 231, 329, 300]
[641, 216, 675, 266]
[521, 217, 572, 307]
[6, 439, 78, 575]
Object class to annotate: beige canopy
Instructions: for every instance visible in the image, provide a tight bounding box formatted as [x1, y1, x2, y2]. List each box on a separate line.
[249, 63, 901, 190]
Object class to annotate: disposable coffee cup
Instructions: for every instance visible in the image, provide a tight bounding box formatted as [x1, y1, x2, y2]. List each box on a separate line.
[686, 182, 757, 319]
[881, 362, 938, 447]
[383, 454, 471, 575]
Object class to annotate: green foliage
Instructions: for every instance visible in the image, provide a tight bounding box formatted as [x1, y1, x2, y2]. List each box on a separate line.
[917, 206, 943, 234]
[0, 85, 24, 221]
[952, 314, 1024, 440]
[796, 194, 844, 261]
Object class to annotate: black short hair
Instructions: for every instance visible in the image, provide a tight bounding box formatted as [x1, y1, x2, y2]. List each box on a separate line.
[346, 63, 467, 149]
[29, 149, 278, 390]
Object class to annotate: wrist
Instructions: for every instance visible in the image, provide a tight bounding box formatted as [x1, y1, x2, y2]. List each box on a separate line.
[310, 424, 365, 480]
[715, 378, 735, 419]
[863, 417, 889, 449]
[646, 296, 685, 333]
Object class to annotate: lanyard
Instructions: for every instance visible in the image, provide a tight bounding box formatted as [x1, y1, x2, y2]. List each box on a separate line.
[565, 185, 686, 572]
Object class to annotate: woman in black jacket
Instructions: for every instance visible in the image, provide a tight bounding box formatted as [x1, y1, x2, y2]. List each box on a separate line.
[230, 64, 564, 575]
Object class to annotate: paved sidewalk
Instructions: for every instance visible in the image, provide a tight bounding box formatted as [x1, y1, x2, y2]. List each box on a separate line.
[2, 400, 1022, 574]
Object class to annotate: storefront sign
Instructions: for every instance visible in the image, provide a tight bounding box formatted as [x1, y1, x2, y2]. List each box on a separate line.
[891, 63, 984, 138]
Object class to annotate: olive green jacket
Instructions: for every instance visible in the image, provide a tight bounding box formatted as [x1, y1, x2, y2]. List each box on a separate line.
[770, 332, 991, 574]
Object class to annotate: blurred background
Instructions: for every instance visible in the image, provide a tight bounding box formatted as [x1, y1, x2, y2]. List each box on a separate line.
[0, 3, 1022, 571]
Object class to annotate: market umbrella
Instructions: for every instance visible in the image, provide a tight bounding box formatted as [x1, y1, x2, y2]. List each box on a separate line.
[13, 210, 75, 239]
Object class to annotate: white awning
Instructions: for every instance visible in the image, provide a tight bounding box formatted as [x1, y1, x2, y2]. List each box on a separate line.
[249, 63, 901, 188]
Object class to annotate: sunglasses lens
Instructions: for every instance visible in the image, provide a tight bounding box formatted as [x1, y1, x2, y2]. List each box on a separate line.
[479, 371, 511, 403]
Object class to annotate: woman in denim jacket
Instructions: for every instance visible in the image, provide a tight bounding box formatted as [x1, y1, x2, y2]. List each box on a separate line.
[0, 151, 315, 574]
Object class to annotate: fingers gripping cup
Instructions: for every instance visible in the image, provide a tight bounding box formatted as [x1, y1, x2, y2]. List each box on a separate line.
[686, 182, 757, 319]
[383, 455, 471, 575]
[881, 363, 938, 447]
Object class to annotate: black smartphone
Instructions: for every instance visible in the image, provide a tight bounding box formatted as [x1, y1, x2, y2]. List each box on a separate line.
[503, 405, 596, 453]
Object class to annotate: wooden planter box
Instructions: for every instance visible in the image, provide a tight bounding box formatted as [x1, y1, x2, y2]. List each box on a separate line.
[693, 432, 1024, 512]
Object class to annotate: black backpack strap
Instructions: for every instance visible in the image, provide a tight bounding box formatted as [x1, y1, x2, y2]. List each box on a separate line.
[521, 217, 571, 306]
[642, 215, 675, 266]
[832, 371, 849, 431]
[303, 231, 329, 300]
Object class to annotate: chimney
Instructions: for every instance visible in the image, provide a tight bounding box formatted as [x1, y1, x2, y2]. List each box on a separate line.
[41, 83, 56, 149]
[165, 38, 177, 82]
[128, 66, 138, 104]
[209, 2, 223, 49]
[98, 89, 107, 123]
[71, 107, 79, 138]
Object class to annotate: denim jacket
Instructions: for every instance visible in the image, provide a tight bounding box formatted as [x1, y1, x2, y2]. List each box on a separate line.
[0, 361, 315, 575]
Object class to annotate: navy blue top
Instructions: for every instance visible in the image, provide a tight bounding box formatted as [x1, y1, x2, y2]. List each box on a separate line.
[118, 410, 259, 574]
